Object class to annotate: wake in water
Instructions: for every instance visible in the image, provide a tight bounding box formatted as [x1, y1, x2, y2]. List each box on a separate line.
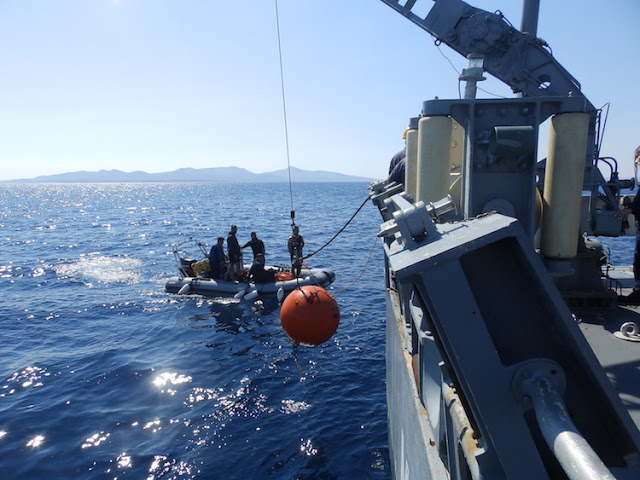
[54, 255, 143, 285]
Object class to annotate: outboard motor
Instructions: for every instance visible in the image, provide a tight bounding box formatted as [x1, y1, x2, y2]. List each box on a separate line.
[179, 257, 197, 277]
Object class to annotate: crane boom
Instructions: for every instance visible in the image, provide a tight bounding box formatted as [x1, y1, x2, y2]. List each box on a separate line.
[378, 0, 593, 110]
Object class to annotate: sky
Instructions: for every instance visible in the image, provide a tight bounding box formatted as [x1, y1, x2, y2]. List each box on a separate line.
[0, 0, 638, 182]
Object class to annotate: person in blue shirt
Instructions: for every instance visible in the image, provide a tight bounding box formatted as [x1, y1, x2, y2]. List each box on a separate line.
[208, 237, 225, 279]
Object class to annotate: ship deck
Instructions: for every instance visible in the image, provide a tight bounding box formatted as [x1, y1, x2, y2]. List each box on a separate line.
[574, 265, 640, 431]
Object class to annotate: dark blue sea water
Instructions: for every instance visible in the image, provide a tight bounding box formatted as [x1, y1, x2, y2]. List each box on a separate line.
[0, 183, 389, 479]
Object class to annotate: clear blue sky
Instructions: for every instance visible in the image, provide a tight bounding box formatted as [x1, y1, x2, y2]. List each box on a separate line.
[0, 0, 638, 181]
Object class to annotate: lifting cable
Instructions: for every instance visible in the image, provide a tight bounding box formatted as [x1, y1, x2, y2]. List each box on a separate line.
[274, 0, 301, 292]
[273, 1, 371, 274]
[273, 0, 296, 225]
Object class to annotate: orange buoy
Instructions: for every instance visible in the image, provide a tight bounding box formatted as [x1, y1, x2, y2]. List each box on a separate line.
[280, 286, 340, 346]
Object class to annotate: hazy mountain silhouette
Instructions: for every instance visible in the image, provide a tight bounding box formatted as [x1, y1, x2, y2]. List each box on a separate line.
[5, 166, 374, 183]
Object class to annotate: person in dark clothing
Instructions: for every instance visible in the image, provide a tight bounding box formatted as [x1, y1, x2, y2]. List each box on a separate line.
[615, 145, 640, 304]
[387, 147, 406, 187]
[208, 236, 226, 279]
[387, 128, 409, 187]
[226, 225, 242, 280]
[287, 225, 304, 278]
[242, 232, 265, 261]
[248, 253, 275, 283]
[388, 147, 406, 176]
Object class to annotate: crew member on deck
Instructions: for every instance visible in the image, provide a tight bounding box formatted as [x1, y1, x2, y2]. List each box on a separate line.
[287, 225, 304, 278]
[615, 145, 640, 304]
[386, 127, 409, 187]
[387, 147, 406, 187]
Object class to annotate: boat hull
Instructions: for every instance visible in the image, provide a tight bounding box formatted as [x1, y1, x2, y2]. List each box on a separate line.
[386, 287, 449, 480]
[165, 267, 335, 299]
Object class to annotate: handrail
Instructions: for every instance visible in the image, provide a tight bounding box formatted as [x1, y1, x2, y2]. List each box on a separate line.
[171, 237, 208, 278]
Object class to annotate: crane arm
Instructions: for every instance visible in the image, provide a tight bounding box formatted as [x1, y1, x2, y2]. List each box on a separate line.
[379, 0, 594, 110]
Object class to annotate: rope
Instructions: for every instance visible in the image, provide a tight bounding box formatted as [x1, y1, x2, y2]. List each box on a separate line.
[303, 195, 370, 260]
[292, 344, 304, 375]
[332, 234, 379, 293]
[297, 231, 378, 295]
[274, 0, 295, 217]
[299, 262, 323, 288]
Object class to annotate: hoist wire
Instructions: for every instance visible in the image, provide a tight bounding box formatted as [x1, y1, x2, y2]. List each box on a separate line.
[274, 0, 295, 218]
[273, 3, 370, 281]
[303, 195, 370, 260]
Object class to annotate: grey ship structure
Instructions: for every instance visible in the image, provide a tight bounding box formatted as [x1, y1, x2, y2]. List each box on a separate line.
[371, 1, 640, 479]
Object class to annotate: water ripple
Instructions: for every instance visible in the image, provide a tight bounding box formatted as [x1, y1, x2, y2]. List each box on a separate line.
[0, 183, 390, 479]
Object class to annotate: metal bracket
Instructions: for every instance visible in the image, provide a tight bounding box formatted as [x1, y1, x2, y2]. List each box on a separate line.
[378, 195, 457, 247]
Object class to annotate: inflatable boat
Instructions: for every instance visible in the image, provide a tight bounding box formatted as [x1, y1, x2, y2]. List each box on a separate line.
[165, 238, 335, 300]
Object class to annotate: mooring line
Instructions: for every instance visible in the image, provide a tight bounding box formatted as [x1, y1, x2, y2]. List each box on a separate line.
[292, 344, 304, 376]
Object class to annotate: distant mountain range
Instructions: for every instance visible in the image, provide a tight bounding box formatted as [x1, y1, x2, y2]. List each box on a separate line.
[4, 167, 375, 183]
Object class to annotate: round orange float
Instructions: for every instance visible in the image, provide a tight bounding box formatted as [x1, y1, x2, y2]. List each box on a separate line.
[280, 286, 340, 346]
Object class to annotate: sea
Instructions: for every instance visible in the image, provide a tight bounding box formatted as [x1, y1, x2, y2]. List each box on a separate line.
[1, 182, 637, 480]
[0, 182, 390, 480]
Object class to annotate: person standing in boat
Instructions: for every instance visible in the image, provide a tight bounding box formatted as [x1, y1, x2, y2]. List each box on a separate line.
[615, 145, 640, 304]
[242, 232, 265, 261]
[226, 225, 243, 281]
[208, 236, 226, 280]
[287, 225, 304, 278]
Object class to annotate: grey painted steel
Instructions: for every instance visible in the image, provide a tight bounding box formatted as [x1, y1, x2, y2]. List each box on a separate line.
[458, 54, 485, 99]
[373, 0, 640, 478]
[423, 95, 588, 238]
[385, 287, 451, 480]
[377, 0, 635, 240]
[379, 0, 588, 103]
[520, 0, 540, 36]
[372, 183, 640, 478]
